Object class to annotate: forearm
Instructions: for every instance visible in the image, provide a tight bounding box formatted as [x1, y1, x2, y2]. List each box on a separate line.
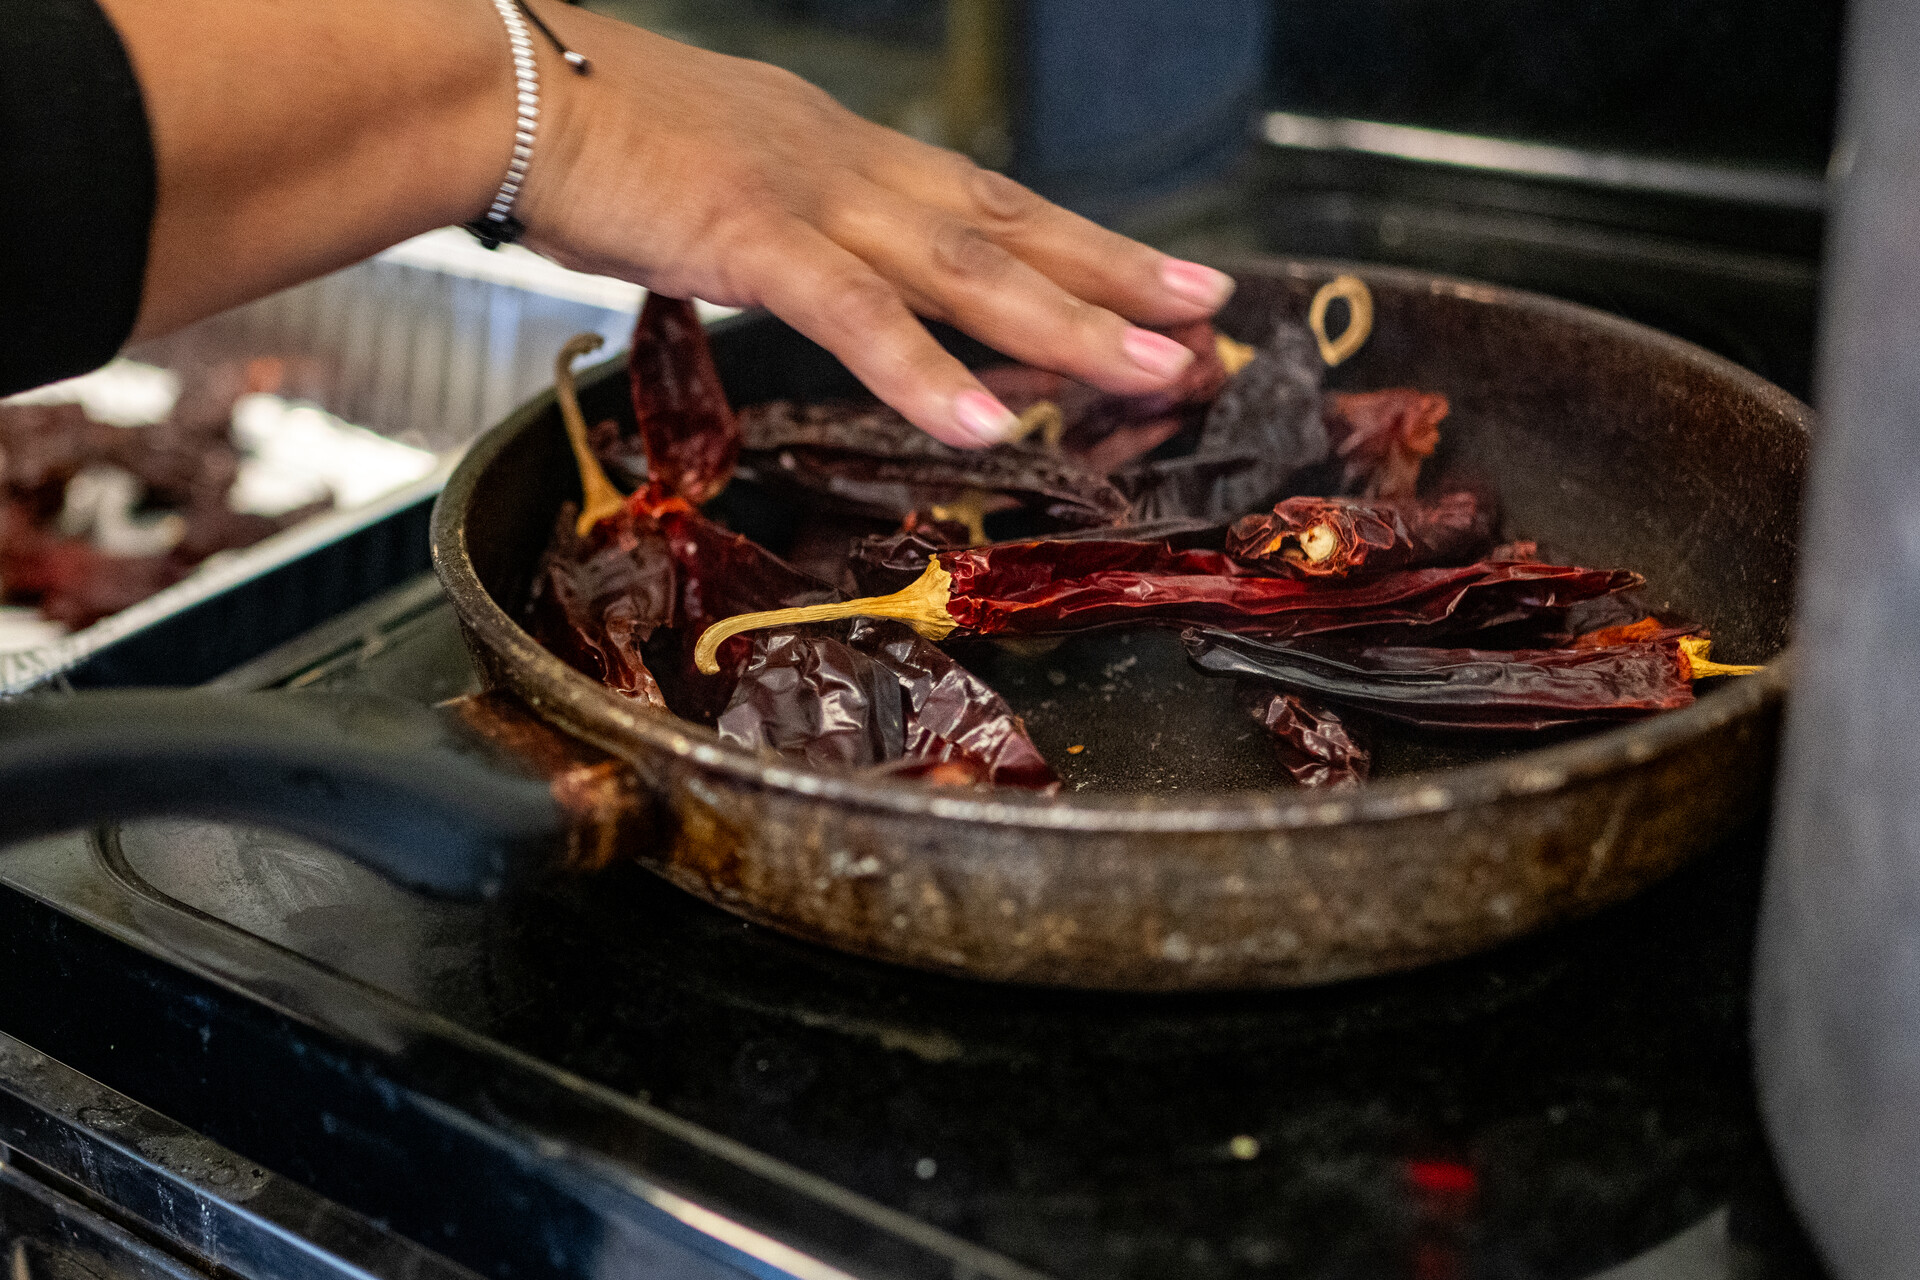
[99, 0, 522, 340]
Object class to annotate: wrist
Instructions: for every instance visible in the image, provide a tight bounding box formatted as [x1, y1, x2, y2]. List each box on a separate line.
[419, 0, 535, 236]
[105, 0, 523, 337]
[497, 0, 596, 258]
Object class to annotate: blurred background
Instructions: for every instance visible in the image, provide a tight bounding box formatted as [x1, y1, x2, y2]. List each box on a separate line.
[581, 0, 1841, 397]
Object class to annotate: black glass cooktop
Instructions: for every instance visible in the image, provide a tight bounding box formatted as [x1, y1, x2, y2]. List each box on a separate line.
[0, 576, 1830, 1280]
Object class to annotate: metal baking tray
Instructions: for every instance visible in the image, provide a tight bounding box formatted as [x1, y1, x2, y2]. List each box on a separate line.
[1, 231, 652, 697]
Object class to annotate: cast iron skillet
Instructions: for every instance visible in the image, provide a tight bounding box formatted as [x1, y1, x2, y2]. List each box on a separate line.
[0, 259, 1809, 990]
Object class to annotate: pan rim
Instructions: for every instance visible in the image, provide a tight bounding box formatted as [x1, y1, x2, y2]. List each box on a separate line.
[433, 256, 1805, 834]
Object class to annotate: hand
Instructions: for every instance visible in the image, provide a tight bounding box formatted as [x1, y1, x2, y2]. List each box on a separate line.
[516, 9, 1235, 448]
[106, 0, 1232, 450]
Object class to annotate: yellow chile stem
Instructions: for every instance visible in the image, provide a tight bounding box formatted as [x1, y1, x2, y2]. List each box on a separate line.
[929, 488, 993, 546]
[1002, 399, 1065, 450]
[1308, 275, 1374, 367]
[1680, 635, 1763, 679]
[694, 561, 958, 674]
[1216, 334, 1258, 375]
[554, 333, 627, 538]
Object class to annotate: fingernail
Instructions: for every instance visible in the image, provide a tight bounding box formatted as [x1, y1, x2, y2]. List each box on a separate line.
[1122, 327, 1196, 381]
[953, 389, 1018, 445]
[1161, 259, 1235, 309]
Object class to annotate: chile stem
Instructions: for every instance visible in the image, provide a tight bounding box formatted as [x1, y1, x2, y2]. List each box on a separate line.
[1308, 275, 1374, 367]
[1216, 333, 1258, 375]
[1001, 400, 1065, 450]
[554, 333, 628, 538]
[693, 561, 958, 674]
[1679, 635, 1763, 679]
[929, 489, 992, 545]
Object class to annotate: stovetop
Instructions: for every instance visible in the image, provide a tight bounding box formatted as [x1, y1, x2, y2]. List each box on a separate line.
[0, 576, 1831, 1280]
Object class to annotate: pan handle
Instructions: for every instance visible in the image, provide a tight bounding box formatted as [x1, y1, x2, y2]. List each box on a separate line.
[0, 689, 634, 898]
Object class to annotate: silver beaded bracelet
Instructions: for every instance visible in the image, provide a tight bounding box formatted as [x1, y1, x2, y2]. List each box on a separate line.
[464, 0, 588, 250]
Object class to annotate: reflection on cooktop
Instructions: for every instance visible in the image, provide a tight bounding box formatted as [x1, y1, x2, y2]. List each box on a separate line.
[99, 585, 1826, 1280]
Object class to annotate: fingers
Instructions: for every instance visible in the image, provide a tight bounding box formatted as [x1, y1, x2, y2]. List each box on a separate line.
[825, 177, 1200, 398]
[862, 138, 1234, 328]
[731, 215, 1018, 449]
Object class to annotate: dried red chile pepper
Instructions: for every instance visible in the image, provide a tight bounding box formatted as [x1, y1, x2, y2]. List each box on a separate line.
[676, 531, 1057, 785]
[1323, 389, 1448, 500]
[733, 316, 1312, 531]
[1183, 628, 1697, 730]
[708, 611, 1057, 788]
[695, 536, 1639, 666]
[848, 619, 1058, 790]
[845, 516, 972, 595]
[979, 319, 1236, 474]
[628, 294, 741, 504]
[0, 397, 331, 630]
[716, 629, 905, 769]
[737, 398, 1129, 528]
[845, 515, 1235, 602]
[532, 298, 831, 715]
[733, 320, 1229, 531]
[1116, 317, 1328, 522]
[1226, 492, 1496, 578]
[933, 543, 1632, 640]
[684, 536, 1057, 786]
[530, 305, 1059, 787]
[645, 507, 842, 722]
[531, 491, 1059, 784]
[1246, 691, 1371, 788]
[526, 505, 674, 707]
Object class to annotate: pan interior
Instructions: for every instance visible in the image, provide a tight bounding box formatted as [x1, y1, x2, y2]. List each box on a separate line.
[953, 628, 1593, 793]
[457, 262, 1807, 800]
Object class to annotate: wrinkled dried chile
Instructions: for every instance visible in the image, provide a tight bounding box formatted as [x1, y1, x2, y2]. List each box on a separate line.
[1226, 492, 1496, 578]
[1117, 318, 1327, 522]
[734, 313, 1336, 528]
[530, 298, 1056, 785]
[1324, 389, 1449, 500]
[526, 507, 673, 708]
[531, 496, 1050, 784]
[846, 515, 1235, 601]
[1246, 691, 1371, 787]
[737, 399, 1129, 528]
[628, 294, 741, 505]
[1184, 628, 1696, 730]
[717, 629, 906, 769]
[532, 296, 828, 715]
[733, 320, 1231, 531]
[644, 507, 843, 722]
[938, 542, 1638, 641]
[682, 539, 1058, 787]
[849, 618, 1058, 791]
[706, 529, 1638, 664]
[0, 399, 327, 628]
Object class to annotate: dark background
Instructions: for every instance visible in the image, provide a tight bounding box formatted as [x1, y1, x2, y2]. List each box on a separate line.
[1261, 0, 1841, 169]
[581, 0, 1845, 398]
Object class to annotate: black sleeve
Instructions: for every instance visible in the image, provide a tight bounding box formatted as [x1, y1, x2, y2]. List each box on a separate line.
[1, 0, 157, 397]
